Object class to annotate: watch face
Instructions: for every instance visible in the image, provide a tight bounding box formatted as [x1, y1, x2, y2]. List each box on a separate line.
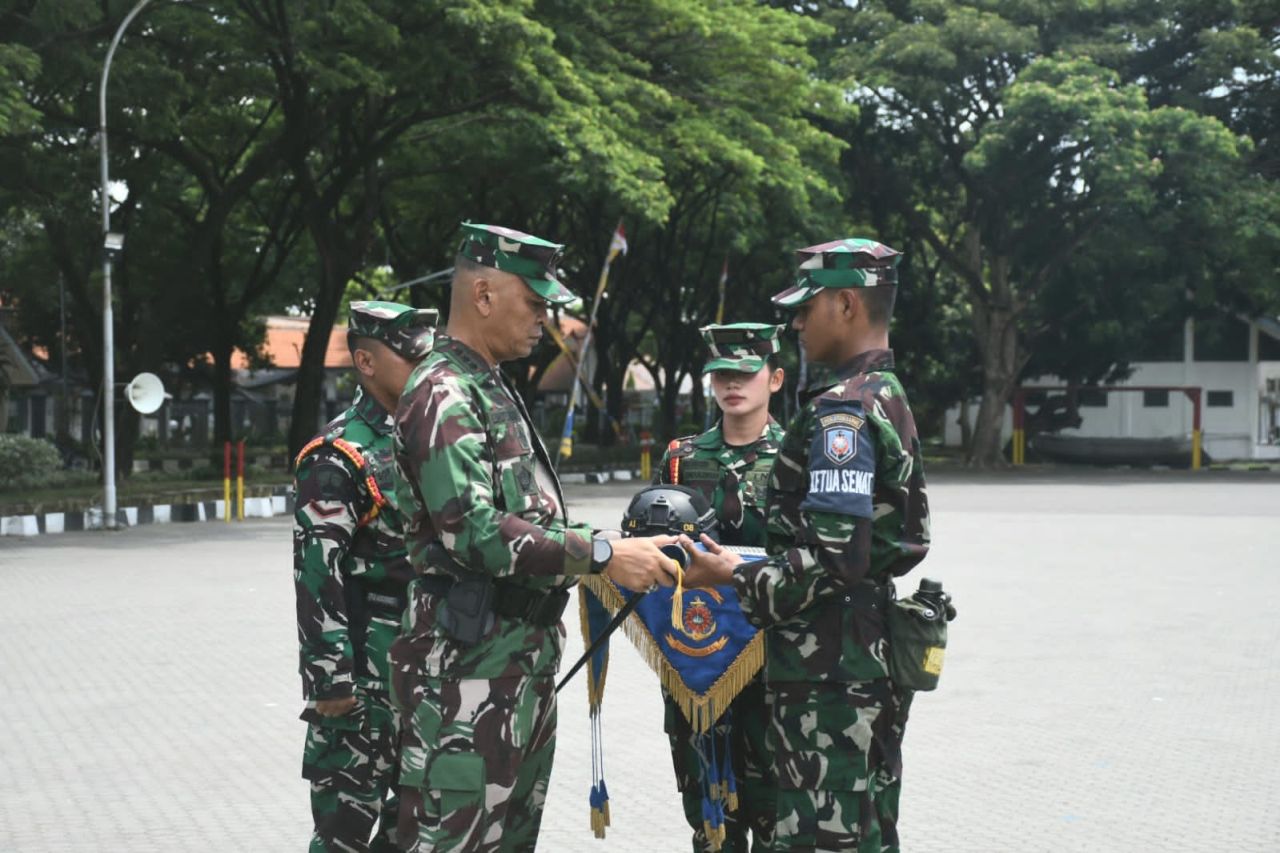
[593, 537, 612, 566]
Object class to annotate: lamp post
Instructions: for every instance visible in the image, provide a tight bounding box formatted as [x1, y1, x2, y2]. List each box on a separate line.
[98, 0, 154, 530]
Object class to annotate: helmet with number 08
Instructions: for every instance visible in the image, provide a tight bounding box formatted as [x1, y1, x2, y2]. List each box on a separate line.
[621, 485, 719, 542]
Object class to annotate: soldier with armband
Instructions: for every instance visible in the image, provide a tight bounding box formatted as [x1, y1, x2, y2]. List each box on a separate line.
[680, 239, 932, 852]
[293, 302, 438, 852]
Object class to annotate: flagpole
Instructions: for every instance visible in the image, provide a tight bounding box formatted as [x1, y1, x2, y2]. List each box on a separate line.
[557, 223, 625, 470]
[715, 257, 727, 325]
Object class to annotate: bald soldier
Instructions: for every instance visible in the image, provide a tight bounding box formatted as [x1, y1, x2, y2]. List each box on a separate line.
[390, 222, 677, 852]
[682, 239, 931, 852]
[294, 302, 438, 852]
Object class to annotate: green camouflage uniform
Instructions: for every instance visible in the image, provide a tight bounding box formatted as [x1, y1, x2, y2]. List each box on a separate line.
[294, 302, 438, 852]
[733, 240, 931, 853]
[654, 323, 786, 853]
[391, 223, 591, 853]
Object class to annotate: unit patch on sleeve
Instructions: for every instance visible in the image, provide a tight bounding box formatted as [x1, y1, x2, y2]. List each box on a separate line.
[801, 402, 876, 518]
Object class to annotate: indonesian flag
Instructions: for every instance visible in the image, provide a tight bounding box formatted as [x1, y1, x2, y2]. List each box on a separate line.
[608, 222, 628, 260]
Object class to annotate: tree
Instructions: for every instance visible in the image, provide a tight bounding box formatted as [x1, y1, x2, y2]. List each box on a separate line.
[824, 0, 1278, 464]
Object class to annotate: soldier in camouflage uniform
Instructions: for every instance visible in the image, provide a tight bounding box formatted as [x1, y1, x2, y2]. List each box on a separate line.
[681, 239, 930, 853]
[654, 323, 786, 853]
[390, 222, 677, 853]
[294, 301, 439, 852]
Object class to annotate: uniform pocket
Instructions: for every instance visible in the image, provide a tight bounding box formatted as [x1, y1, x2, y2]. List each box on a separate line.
[301, 706, 373, 787]
[769, 684, 877, 791]
[428, 752, 486, 813]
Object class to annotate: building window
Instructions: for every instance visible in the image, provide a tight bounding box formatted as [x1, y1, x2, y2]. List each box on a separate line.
[1143, 390, 1169, 408]
[1078, 389, 1107, 407]
[1207, 390, 1234, 408]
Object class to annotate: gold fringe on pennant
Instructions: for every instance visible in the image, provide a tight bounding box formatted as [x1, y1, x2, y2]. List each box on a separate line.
[579, 575, 766, 735]
[577, 587, 610, 712]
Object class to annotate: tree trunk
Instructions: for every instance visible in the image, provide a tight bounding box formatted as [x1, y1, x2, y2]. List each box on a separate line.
[659, 373, 682, 443]
[603, 356, 626, 447]
[957, 397, 973, 455]
[212, 337, 234, 447]
[288, 267, 345, 460]
[967, 298, 1021, 466]
[115, 405, 140, 480]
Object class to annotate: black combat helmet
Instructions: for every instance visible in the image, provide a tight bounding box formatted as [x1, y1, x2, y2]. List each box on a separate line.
[621, 485, 719, 542]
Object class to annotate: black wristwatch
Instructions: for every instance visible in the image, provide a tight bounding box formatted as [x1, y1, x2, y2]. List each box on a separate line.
[590, 537, 613, 573]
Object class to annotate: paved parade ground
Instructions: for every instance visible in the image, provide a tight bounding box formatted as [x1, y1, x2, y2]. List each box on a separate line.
[2, 472, 1279, 852]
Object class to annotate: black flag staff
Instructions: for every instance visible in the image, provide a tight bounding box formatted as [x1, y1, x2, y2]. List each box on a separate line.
[556, 588, 650, 694]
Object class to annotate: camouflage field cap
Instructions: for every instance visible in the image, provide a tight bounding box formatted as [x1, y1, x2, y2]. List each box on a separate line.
[347, 301, 439, 360]
[771, 237, 902, 308]
[457, 221, 576, 305]
[700, 322, 784, 374]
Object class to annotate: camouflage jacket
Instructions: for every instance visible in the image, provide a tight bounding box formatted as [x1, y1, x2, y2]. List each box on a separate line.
[654, 419, 785, 548]
[293, 391, 414, 700]
[732, 349, 930, 684]
[393, 334, 594, 679]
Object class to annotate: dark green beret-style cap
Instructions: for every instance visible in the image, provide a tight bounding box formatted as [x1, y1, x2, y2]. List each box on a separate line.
[348, 301, 439, 360]
[457, 221, 576, 305]
[700, 322, 784, 374]
[771, 237, 901, 308]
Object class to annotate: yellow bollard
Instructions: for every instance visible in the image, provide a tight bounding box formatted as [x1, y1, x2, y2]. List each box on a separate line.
[237, 439, 245, 521]
[639, 430, 653, 481]
[1191, 429, 1202, 471]
[223, 441, 232, 522]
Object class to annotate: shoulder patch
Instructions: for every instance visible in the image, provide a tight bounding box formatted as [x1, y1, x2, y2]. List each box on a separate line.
[800, 399, 875, 519]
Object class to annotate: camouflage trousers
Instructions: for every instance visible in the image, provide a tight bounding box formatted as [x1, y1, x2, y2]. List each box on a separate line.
[394, 673, 558, 852]
[767, 679, 912, 853]
[301, 689, 401, 852]
[665, 679, 775, 852]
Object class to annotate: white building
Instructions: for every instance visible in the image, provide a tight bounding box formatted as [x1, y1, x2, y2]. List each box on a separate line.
[945, 316, 1280, 462]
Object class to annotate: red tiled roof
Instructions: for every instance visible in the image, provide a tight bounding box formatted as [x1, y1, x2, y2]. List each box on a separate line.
[232, 316, 351, 370]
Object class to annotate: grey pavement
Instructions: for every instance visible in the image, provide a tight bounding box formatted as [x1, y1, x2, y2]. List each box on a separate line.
[1, 475, 1279, 851]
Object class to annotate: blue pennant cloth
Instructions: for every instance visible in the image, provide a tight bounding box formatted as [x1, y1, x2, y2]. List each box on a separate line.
[577, 545, 764, 848]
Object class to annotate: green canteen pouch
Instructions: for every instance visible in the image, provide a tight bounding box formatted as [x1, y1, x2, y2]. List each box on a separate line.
[886, 596, 947, 691]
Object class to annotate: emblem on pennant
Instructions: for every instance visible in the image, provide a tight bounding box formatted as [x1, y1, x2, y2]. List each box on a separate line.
[680, 596, 717, 641]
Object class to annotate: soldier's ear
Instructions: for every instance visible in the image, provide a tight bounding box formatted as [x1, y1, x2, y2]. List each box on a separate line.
[837, 288, 859, 321]
[473, 276, 494, 317]
[768, 366, 785, 393]
[352, 346, 377, 378]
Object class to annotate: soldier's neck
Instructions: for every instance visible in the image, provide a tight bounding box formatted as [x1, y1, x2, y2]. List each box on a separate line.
[721, 408, 768, 446]
[445, 322, 499, 366]
[828, 327, 889, 366]
[362, 381, 399, 415]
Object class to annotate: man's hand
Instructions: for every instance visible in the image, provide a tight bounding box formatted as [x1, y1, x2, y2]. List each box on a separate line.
[677, 534, 743, 588]
[605, 535, 679, 593]
[315, 695, 359, 717]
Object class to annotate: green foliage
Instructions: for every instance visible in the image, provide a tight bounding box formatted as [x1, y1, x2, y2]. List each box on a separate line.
[822, 0, 1279, 462]
[0, 434, 62, 491]
[0, 0, 1276, 465]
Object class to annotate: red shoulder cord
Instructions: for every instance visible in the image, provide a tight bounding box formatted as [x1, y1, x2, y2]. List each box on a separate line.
[295, 437, 388, 526]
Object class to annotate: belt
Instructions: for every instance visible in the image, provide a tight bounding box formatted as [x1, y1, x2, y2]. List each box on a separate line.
[353, 577, 408, 617]
[841, 581, 891, 609]
[414, 574, 570, 628]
